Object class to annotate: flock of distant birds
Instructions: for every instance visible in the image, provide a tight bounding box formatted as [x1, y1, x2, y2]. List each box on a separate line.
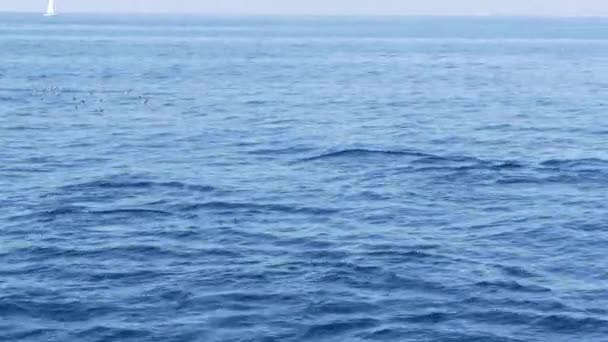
[32, 86, 151, 113]
[40, 3, 154, 113]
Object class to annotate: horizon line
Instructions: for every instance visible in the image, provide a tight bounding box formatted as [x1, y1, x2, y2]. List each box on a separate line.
[2, 10, 608, 19]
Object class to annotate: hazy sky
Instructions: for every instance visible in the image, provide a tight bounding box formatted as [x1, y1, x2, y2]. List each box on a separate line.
[3, 0, 608, 16]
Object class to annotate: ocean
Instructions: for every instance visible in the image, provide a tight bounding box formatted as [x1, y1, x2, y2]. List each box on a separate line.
[1, 13, 608, 341]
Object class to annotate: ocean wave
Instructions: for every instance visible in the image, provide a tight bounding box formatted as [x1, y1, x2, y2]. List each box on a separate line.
[410, 159, 524, 173]
[461, 296, 574, 313]
[301, 318, 380, 339]
[0, 296, 116, 322]
[176, 201, 339, 215]
[540, 158, 608, 170]
[3, 328, 61, 341]
[300, 150, 608, 186]
[85, 269, 166, 282]
[12, 244, 189, 262]
[299, 149, 527, 176]
[248, 146, 316, 155]
[402, 311, 453, 323]
[60, 179, 216, 193]
[91, 208, 173, 216]
[24, 206, 173, 219]
[533, 314, 608, 334]
[304, 299, 381, 316]
[75, 326, 150, 340]
[495, 264, 540, 278]
[299, 148, 431, 162]
[474, 280, 552, 293]
[314, 264, 448, 293]
[496, 174, 608, 185]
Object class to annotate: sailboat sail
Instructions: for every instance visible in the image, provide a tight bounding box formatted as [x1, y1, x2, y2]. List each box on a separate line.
[44, 0, 56, 16]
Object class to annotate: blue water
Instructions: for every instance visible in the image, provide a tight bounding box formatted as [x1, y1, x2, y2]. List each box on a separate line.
[2, 14, 608, 341]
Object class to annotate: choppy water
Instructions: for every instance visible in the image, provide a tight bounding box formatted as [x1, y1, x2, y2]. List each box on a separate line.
[2, 14, 608, 341]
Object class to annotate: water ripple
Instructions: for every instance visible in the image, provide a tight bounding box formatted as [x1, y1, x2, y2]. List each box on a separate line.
[3, 14, 608, 342]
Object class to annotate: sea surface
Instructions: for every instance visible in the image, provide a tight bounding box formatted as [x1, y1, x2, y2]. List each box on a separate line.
[1, 14, 608, 342]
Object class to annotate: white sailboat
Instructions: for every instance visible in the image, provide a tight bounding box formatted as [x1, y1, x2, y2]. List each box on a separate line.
[44, 0, 56, 16]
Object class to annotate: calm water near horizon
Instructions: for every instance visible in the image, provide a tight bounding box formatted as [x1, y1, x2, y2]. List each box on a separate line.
[1, 13, 608, 341]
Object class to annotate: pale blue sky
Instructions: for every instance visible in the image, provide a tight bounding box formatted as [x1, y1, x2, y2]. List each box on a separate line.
[2, 0, 608, 16]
